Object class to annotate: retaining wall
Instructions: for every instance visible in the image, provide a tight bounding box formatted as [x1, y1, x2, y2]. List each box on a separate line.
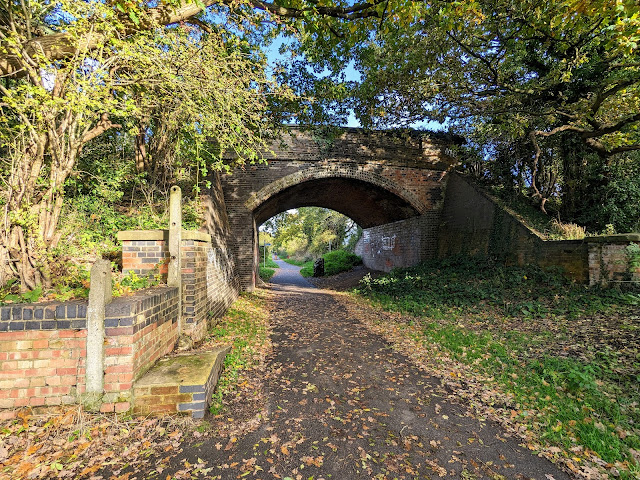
[1, 180, 240, 418]
[437, 173, 640, 285]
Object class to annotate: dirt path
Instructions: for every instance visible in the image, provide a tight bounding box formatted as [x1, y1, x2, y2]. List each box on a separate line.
[164, 262, 571, 479]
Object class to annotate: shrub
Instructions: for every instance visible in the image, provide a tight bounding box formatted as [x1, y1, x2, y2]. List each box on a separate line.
[300, 250, 362, 277]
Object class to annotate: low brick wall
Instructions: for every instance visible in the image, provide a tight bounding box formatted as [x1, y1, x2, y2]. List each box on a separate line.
[118, 230, 239, 343]
[0, 287, 179, 418]
[588, 235, 640, 286]
[355, 213, 440, 272]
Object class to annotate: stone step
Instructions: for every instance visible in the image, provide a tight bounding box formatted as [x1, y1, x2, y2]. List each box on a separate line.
[132, 345, 231, 419]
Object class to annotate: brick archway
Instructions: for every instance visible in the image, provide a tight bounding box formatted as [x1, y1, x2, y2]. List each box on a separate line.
[220, 128, 459, 290]
[245, 165, 428, 220]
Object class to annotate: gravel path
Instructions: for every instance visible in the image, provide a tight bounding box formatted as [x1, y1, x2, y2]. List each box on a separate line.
[170, 263, 571, 479]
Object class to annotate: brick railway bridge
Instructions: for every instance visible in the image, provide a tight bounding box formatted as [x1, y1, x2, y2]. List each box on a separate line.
[220, 128, 455, 289]
[218, 127, 601, 291]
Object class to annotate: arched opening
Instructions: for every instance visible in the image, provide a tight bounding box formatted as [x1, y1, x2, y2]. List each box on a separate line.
[253, 177, 421, 228]
[250, 177, 423, 285]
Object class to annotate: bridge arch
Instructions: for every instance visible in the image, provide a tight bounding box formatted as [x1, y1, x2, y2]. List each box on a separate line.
[247, 166, 427, 228]
[219, 128, 459, 290]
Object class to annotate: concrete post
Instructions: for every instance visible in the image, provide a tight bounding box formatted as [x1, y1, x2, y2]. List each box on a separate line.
[84, 259, 112, 410]
[168, 185, 183, 332]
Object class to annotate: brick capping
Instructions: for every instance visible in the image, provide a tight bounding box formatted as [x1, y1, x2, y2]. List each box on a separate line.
[586, 234, 640, 244]
[117, 229, 211, 243]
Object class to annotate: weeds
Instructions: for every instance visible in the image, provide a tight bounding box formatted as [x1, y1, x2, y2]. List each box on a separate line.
[205, 292, 270, 415]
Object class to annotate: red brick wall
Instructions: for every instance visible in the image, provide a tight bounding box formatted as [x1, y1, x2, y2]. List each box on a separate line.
[0, 329, 86, 419]
[0, 286, 180, 418]
[120, 232, 240, 343]
[120, 234, 170, 278]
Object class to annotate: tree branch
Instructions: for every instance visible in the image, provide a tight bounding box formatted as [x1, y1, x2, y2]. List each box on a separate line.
[0, 0, 382, 78]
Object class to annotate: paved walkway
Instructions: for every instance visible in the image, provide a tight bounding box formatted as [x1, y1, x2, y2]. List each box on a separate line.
[170, 262, 571, 479]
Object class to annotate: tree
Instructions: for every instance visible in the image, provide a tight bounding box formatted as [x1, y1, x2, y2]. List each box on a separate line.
[0, 1, 286, 289]
[330, 0, 640, 217]
[0, 0, 392, 290]
[263, 208, 358, 258]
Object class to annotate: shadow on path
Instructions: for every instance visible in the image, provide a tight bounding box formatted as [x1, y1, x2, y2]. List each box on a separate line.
[169, 261, 571, 479]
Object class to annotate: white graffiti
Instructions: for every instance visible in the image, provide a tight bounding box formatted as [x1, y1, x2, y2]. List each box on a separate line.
[381, 235, 396, 251]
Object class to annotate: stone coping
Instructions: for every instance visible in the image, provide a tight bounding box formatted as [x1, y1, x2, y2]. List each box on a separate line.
[585, 234, 640, 244]
[134, 346, 231, 388]
[117, 229, 211, 243]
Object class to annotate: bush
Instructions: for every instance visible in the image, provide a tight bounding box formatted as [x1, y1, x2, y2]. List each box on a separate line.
[300, 250, 362, 277]
[259, 266, 276, 282]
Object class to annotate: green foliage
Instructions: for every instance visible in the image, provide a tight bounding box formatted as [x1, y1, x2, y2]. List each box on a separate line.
[282, 258, 306, 267]
[627, 243, 640, 270]
[113, 271, 161, 298]
[358, 256, 638, 318]
[299, 249, 362, 277]
[262, 208, 359, 260]
[356, 256, 640, 470]
[574, 153, 640, 233]
[0, 281, 43, 305]
[263, 257, 279, 269]
[258, 266, 276, 282]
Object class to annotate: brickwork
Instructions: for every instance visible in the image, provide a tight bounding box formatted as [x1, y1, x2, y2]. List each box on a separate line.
[588, 236, 640, 286]
[120, 236, 170, 278]
[221, 128, 459, 290]
[0, 329, 86, 418]
[120, 229, 239, 343]
[0, 286, 180, 416]
[438, 173, 590, 282]
[355, 213, 441, 272]
[132, 346, 230, 418]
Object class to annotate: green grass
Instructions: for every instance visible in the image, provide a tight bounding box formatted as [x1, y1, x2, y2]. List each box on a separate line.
[258, 256, 279, 282]
[206, 292, 269, 415]
[299, 250, 362, 277]
[259, 266, 276, 282]
[263, 257, 280, 269]
[355, 255, 640, 476]
[282, 258, 306, 266]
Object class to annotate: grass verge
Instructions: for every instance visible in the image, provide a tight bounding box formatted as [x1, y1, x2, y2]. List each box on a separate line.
[259, 266, 276, 282]
[354, 255, 640, 478]
[258, 257, 279, 282]
[204, 291, 271, 416]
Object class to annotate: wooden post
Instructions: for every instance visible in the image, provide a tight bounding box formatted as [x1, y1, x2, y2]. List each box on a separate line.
[84, 259, 112, 410]
[168, 185, 182, 332]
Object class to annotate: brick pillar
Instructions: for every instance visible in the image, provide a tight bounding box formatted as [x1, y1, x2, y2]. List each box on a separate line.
[118, 230, 170, 278]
